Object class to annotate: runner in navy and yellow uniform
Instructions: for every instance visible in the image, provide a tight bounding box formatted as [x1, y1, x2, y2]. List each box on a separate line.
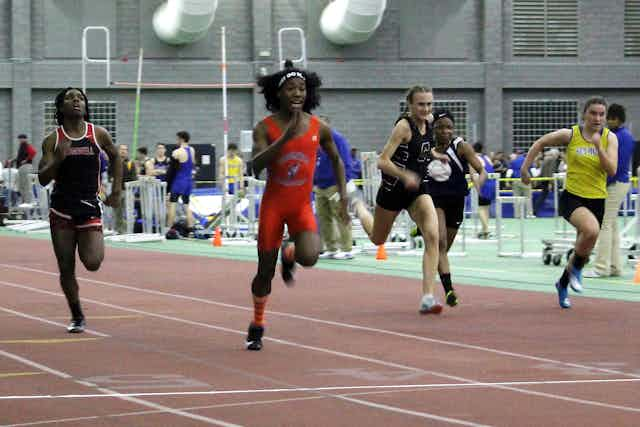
[38, 87, 122, 333]
[520, 97, 618, 309]
[427, 110, 486, 307]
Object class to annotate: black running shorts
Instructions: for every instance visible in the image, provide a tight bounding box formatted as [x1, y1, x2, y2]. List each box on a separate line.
[559, 190, 605, 227]
[375, 183, 429, 212]
[431, 195, 465, 229]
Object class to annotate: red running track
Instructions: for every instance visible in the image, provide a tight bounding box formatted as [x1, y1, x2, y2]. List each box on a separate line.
[0, 235, 638, 426]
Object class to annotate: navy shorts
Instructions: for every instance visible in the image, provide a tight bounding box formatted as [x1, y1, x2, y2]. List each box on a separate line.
[375, 183, 429, 212]
[559, 190, 605, 227]
[431, 195, 465, 229]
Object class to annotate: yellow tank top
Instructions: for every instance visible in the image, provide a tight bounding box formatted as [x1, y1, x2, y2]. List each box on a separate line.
[225, 156, 243, 183]
[565, 125, 609, 199]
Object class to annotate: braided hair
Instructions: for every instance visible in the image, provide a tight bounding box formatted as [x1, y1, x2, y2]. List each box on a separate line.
[257, 60, 322, 113]
[54, 87, 90, 125]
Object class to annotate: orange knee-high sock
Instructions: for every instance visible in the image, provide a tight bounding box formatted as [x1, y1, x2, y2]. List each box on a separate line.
[283, 242, 295, 263]
[253, 295, 268, 327]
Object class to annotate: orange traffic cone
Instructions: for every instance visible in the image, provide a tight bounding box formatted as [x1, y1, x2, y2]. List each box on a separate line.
[634, 259, 640, 284]
[213, 227, 222, 247]
[375, 244, 387, 260]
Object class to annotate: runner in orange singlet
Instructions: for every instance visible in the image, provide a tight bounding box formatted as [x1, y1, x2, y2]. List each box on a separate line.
[245, 61, 349, 351]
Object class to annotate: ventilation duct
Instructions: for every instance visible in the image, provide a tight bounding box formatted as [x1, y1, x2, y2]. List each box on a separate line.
[153, 0, 218, 45]
[320, 0, 387, 45]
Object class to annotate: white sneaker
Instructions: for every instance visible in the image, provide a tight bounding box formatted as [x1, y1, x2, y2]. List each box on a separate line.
[332, 251, 354, 260]
[419, 294, 443, 315]
[568, 267, 583, 293]
[319, 251, 336, 259]
[583, 269, 605, 278]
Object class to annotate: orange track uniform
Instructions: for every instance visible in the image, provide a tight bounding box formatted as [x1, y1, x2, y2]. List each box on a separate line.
[258, 115, 321, 251]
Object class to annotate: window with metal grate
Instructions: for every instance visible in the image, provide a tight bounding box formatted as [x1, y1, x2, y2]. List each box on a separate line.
[44, 101, 117, 143]
[512, 100, 578, 152]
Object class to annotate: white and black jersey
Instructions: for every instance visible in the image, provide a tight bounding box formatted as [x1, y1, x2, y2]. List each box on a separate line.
[380, 115, 433, 192]
[426, 137, 470, 197]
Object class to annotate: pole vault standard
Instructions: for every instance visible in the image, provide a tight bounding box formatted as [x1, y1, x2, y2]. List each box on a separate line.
[131, 48, 144, 156]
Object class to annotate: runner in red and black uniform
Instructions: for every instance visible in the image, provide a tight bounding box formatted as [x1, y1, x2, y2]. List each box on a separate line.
[38, 87, 122, 333]
[245, 61, 349, 351]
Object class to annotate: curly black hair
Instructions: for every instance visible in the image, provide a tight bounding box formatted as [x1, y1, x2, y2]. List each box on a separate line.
[257, 60, 322, 113]
[54, 87, 90, 125]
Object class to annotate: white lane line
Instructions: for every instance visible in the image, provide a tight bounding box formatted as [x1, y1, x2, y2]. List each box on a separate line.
[0, 307, 110, 338]
[336, 395, 489, 426]
[1, 378, 639, 400]
[0, 349, 241, 427]
[1, 279, 639, 416]
[0, 280, 483, 426]
[0, 310, 243, 426]
[0, 350, 72, 379]
[1, 263, 637, 379]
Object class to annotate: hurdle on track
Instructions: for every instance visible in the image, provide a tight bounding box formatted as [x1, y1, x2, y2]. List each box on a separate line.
[494, 172, 539, 258]
[106, 178, 166, 243]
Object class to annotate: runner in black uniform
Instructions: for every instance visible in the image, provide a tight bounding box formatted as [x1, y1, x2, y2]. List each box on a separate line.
[352, 86, 442, 314]
[38, 87, 122, 333]
[427, 110, 486, 307]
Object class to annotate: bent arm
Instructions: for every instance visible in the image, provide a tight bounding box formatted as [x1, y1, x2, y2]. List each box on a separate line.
[462, 141, 487, 188]
[37, 134, 59, 186]
[96, 127, 122, 193]
[522, 129, 571, 171]
[376, 120, 412, 180]
[251, 117, 299, 176]
[599, 132, 618, 176]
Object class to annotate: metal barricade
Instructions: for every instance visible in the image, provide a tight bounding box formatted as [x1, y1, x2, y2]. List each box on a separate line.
[114, 178, 166, 242]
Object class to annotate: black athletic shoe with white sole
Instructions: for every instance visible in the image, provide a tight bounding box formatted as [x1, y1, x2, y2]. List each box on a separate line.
[67, 318, 86, 333]
[246, 323, 264, 351]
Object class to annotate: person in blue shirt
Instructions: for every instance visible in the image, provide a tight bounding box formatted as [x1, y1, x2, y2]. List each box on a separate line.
[314, 116, 355, 259]
[473, 142, 496, 239]
[509, 151, 532, 218]
[585, 104, 635, 278]
[351, 147, 362, 184]
[167, 131, 195, 230]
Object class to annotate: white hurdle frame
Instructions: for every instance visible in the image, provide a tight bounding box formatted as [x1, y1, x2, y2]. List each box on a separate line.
[277, 27, 307, 69]
[81, 26, 111, 94]
[495, 173, 538, 258]
[115, 178, 166, 242]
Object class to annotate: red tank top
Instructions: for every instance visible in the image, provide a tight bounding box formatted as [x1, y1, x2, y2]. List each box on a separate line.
[262, 115, 320, 201]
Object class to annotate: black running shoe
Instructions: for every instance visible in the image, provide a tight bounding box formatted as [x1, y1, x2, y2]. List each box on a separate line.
[67, 318, 86, 333]
[245, 323, 264, 351]
[445, 290, 459, 307]
[280, 242, 296, 286]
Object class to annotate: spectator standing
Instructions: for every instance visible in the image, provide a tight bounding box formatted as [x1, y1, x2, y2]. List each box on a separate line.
[315, 116, 355, 259]
[585, 104, 635, 278]
[111, 144, 137, 233]
[473, 142, 496, 239]
[509, 151, 532, 218]
[135, 147, 150, 176]
[533, 148, 561, 216]
[218, 143, 245, 195]
[15, 134, 37, 204]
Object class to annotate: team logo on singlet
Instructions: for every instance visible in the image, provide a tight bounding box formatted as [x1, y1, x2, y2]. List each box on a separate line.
[275, 151, 309, 186]
[575, 146, 598, 156]
[287, 163, 300, 179]
[68, 146, 94, 156]
[417, 142, 432, 163]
